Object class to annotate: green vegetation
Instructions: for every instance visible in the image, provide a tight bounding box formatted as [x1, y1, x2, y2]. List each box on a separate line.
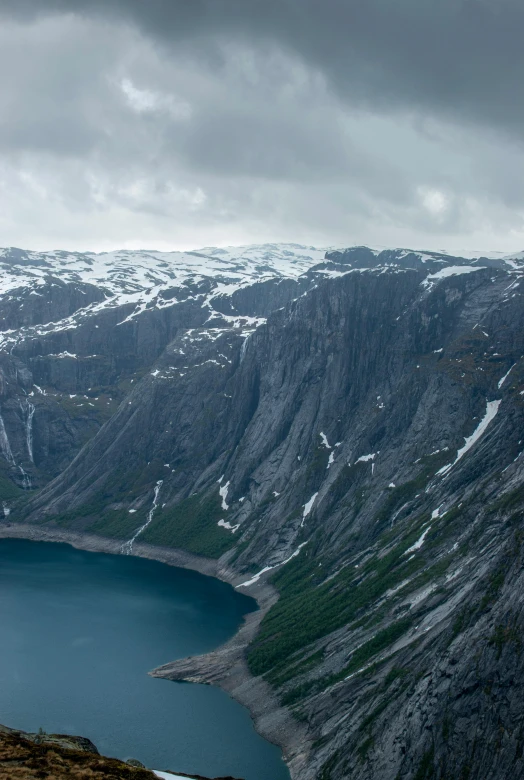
[451, 608, 469, 639]
[142, 490, 236, 558]
[50, 461, 237, 559]
[343, 619, 413, 677]
[0, 468, 26, 501]
[53, 461, 168, 530]
[384, 665, 410, 687]
[247, 525, 428, 678]
[413, 744, 435, 780]
[248, 475, 465, 695]
[58, 394, 118, 423]
[89, 509, 145, 539]
[226, 535, 252, 565]
[449, 541, 520, 649]
[357, 736, 374, 762]
[359, 700, 391, 736]
[479, 564, 507, 611]
[357, 667, 411, 735]
[318, 750, 341, 780]
[266, 650, 325, 687]
[281, 617, 413, 705]
[487, 484, 524, 517]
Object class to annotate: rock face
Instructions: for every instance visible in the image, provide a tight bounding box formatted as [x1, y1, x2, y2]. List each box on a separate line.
[1, 244, 524, 779]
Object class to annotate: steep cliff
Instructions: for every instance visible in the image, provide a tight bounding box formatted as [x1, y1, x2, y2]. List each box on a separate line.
[1, 244, 524, 779]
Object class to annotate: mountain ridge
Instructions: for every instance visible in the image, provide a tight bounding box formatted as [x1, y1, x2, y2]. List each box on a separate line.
[1, 243, 524, 779]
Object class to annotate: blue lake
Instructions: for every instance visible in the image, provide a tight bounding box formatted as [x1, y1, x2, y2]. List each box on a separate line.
[0, 538, 290, 780]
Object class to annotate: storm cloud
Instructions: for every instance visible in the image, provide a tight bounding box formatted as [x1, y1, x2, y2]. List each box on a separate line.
[0, 0, 523, 251]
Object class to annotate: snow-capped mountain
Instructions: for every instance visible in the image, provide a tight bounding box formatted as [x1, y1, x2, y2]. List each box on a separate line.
[0, 243, 329, 349]
[1, 242, 522, 351]
[0, 242, 326, 304]
[1, 242, 524, 780]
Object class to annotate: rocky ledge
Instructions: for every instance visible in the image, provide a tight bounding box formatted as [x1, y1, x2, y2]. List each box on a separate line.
[0, 723, 241, 779]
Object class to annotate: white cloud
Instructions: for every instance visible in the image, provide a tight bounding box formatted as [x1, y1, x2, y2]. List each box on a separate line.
[419, 187, 448, 218]
[120, 77, 192, 120]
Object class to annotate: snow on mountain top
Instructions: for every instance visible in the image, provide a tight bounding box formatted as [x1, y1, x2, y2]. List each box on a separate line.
[0, 243, 521, 351]
[439, 248, 524, 261]
[193, 242, 327, 272]
[421, 265, 485, 289]
[0, 243, 327, 300]
[0, 243, 521, 304]
[0, 243, 333, 348]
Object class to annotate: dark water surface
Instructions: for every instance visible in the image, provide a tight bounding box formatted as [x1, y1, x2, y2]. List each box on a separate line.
[0, 538, 290, 780]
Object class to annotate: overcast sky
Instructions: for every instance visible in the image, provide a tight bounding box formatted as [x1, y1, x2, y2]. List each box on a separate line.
[0, 0, 523, 253]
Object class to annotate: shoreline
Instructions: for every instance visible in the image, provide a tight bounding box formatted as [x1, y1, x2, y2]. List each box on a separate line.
[0, 523, 311, 779]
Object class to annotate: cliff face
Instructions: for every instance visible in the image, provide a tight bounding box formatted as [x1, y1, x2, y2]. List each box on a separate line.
[1, 244, 524, 779]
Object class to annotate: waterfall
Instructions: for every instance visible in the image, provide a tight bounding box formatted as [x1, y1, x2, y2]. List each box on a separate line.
[2, 502, 10, 518]
[0, 403, 34, 490]
[18, 465, 31, 490]
[240, 333, 251, 363]
[21, 400, 35, 463]
[0, 413, 15, 465]
[121, 480, 163, 555]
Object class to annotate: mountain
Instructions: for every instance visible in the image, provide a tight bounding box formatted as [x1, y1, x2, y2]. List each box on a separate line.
[1, 243, 524, 780]
[0, 243, 325, 492]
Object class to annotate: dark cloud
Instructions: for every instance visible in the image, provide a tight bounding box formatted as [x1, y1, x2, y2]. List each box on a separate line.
[0, 0, 522, 252]
[3, 0, 524, 140]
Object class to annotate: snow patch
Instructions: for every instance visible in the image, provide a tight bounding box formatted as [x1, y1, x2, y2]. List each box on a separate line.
[355, 453, 376, 464]
[498, 363, 517, 389]
[437, 399, 501, 476]
[301, 492, 319, 526]
[50, 351, 77, 359]
[218, 480, 230, 510]
[218, 518, 239, 533]
[319, 432, 331, 449]
[404, 526, 432, 554]
[237, 542, 308, 588]
[422, 265, 484, 288]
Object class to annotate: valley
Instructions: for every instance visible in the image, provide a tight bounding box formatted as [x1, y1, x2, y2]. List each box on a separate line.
[1, 243, 523, 779]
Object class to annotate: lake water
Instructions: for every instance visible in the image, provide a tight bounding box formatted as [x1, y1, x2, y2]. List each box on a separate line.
[0, 538, 290, 780]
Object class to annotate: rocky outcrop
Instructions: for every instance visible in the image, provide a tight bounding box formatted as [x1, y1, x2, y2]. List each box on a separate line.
[0, 722, 240, 779]
[1, 245, 524, 779]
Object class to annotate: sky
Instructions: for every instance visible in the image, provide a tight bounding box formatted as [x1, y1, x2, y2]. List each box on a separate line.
[0, 0, 523, 254]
